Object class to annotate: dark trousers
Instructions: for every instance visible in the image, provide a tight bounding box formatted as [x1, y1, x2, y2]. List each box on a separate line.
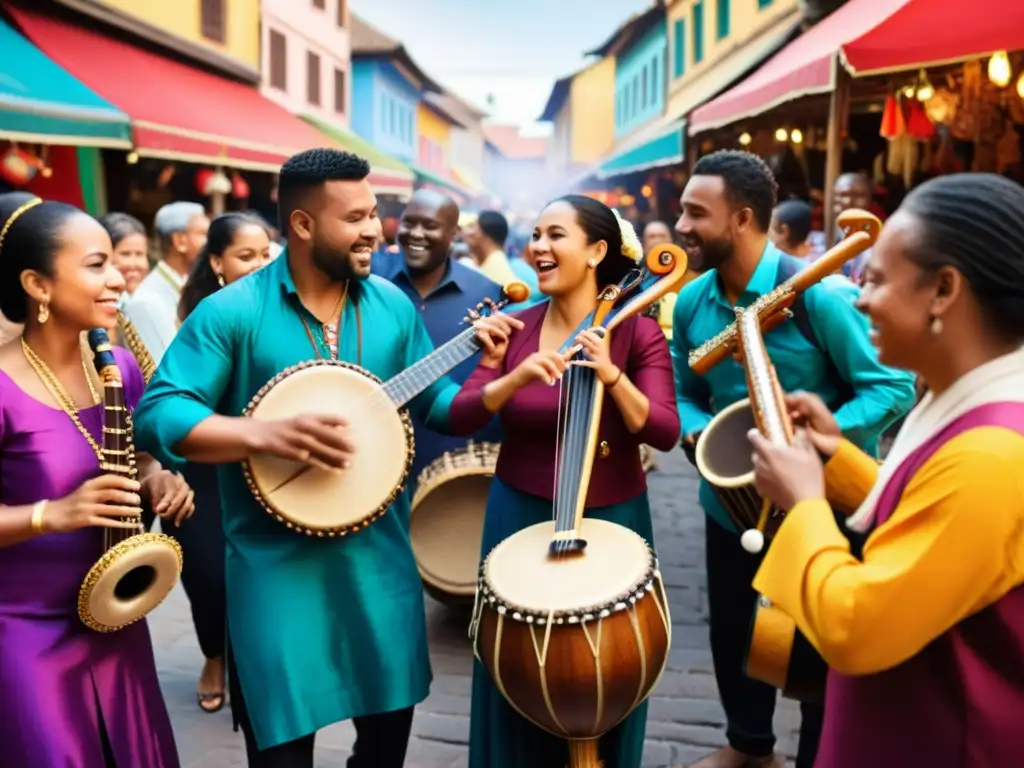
[705, 516, 822, 766]
[168, 463, 227, 660]
[227, 648, 415, 767]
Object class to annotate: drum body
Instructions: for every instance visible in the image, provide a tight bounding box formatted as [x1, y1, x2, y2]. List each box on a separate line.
[474, 519, 671, 739]
[695, 398, 784, 538]
[242, 360, 414, 536]
[78, 532, 183, 633]
[410, 441, 498, 606]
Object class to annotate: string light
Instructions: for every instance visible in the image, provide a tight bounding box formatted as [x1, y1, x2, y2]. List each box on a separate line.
[739, 132, 752, 146]
[988, 51, 1012, 88]
[774, 128, 788, 142]
[790, 129, 803, 144]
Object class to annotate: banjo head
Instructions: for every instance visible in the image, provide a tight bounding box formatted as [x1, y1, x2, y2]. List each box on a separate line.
[242, 360, 413, 536]
[480, 518, 656, 623]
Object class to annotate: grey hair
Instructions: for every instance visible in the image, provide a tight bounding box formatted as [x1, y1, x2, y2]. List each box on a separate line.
[154, 202, 206, 237]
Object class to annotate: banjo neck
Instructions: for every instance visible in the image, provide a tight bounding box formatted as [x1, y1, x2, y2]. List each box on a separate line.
[382, 326, 482, 407]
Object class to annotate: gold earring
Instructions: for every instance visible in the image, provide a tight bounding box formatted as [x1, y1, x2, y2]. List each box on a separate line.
[930, 317, 943, 335]
[37, 302, 49, 324]
[587, 258, 596, 269]
[216, 274, 225, 287]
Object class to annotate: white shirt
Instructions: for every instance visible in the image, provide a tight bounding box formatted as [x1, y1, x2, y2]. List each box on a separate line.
[121, 261, 186, 365]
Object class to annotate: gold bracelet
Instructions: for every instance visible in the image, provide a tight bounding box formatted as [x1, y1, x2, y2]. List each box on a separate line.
[30, 500, 48, 535]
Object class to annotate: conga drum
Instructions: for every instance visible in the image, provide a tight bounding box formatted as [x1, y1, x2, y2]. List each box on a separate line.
[473, 518, 671, 766]
[410, 441, 498, 608]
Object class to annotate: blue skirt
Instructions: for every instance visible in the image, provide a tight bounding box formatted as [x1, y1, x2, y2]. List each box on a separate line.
[468, 478, 655, 768]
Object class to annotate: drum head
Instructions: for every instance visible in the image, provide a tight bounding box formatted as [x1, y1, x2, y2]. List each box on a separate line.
[484, 519, 652, 616]
[696, 398, 756, 487]
[410, 471, 490, 596]
[80, 533, 182, 632]
[244, 363, 411, 533]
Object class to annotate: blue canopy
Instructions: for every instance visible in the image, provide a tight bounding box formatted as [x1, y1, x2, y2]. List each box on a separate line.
[0, 16, 131, 147]
[597, 117, 685, 179]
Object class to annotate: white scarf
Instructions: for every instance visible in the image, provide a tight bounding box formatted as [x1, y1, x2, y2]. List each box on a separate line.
[847, 345, 1024, 533]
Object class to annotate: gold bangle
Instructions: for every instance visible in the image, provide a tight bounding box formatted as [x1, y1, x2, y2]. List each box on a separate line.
[30, 500, 48, 535]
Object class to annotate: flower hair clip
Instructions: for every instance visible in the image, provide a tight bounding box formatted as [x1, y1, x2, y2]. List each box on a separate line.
[612, 208, 643, 263]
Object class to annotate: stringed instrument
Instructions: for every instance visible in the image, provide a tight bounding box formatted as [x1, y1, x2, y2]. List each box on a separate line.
[472, 244, 687, 768]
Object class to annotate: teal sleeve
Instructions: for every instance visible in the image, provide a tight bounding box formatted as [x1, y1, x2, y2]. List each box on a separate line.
[132, 295, 238, 470]
[405, 309, 458, 433]
[807, 278, 916, 447]
[671, 288, 714, 437]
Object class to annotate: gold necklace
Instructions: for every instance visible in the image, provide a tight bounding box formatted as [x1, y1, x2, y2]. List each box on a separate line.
[21, 338, 103, 462]
[300, 281, 348, 361]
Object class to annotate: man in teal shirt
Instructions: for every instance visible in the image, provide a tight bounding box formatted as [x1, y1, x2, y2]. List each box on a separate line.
[670, 151, 915, 768]
[133, 149, 519, 767]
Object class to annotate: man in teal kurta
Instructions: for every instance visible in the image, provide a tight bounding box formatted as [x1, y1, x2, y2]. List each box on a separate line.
[133, 149, 518, 767]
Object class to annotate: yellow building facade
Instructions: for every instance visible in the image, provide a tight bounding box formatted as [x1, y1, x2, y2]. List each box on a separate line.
[416, 103, 453, 173]
[569, 57, 616, 165]
[92, 0, 261, 69]
[666, 0, 802, 119]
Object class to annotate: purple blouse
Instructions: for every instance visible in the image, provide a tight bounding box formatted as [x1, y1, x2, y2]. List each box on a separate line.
[450, 303, 680, 507]
[0, 346, 178, 767]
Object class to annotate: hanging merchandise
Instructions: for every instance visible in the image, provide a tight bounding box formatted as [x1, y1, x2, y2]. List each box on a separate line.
[906, 99, 935, 141]
[0, 145, 51, 188]
[879, 94, 903, 138]
[231, 172, 250, 200]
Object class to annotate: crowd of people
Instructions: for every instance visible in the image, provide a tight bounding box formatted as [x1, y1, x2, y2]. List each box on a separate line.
[0, 147, 1022, 768]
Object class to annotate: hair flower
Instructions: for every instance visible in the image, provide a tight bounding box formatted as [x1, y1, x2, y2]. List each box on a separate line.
[613, 209, 643, 263]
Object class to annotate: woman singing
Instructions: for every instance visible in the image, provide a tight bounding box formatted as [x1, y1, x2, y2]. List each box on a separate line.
[748, 173, 1024, 767]
[450, 195, 681, 768]
[173, 212, 271, 714]
[0, 196, 193, 766]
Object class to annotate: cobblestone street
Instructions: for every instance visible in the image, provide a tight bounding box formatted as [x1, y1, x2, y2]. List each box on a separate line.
[151, 450, 800, 767]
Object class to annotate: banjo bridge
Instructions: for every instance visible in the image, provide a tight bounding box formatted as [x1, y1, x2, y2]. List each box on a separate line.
[548, 536, 588, 558]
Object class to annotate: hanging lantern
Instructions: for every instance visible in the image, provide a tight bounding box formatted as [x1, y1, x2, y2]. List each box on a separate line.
[196, 167, 232, 196]
[0, 145, 50, 187]
[231, 171, 250, 199]
[915, 69, 935, 102]
[988, 51, 1012, 88]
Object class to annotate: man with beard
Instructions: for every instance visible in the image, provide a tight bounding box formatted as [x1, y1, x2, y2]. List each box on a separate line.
[372, 189, 504, 484]
[670, 151, 915, 768]
[123, 201, 210, 363]
[132, 149, 520, 768]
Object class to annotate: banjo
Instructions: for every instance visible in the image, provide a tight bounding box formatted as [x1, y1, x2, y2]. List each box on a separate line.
[242, 281, 530, 537]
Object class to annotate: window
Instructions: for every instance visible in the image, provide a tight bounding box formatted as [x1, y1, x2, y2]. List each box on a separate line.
[716, 0, 730, 40]
[269, 30, 287, 91]
[312, 0, 325, 8]
[307, 51, 321, 106]
[334, 68, 346, 114]
[651, 54, 659, 104]
[200, 0, 225, 43]
[692, 2, 705, 64]
[337, 0, 347, 27]
[389, 100, 396, 135]
[632, 74, 639, 116]
[642, 66, 648, 109]
[673, 19, 686, 78]
[758, 0, 773, 7]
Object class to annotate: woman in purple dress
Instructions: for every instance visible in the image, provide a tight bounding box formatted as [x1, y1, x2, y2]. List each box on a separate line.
[0, 196, 193, 767]
[450, 195, 681, 768]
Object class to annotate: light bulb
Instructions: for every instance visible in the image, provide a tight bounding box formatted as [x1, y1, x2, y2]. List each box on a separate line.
[1017, 72, 1024, 99]
[739, 132, 752, 146]
[774, 127, 788, 142]
[916, 83, 934, 101]
[988, 51, 1011, 88]
[902, 85, 915, 98]
[791, 128, 803, 144]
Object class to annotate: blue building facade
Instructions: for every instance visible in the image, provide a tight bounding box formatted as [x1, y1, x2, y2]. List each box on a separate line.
[613, 16, 668, 139]
[351, 59, 419, 163]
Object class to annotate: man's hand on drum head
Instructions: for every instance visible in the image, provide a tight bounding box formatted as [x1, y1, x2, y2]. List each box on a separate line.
[473, 314, 524, 369]
[247, 414, 354, 473]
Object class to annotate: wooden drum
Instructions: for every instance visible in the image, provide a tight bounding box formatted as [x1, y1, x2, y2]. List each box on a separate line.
[473, 518, 671, 747]
[410, 441, 498, 607]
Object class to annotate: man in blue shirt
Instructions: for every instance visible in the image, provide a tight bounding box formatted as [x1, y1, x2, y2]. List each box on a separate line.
[671, 151, 916, 768]
[372, 189, 504, 485]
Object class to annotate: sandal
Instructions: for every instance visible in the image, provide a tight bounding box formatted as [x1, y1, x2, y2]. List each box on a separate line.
[197, 690, 225, 713]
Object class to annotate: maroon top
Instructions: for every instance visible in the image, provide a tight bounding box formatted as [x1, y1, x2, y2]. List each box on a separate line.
[818, 402, 1024, 768]
[449, 302, 680, 507]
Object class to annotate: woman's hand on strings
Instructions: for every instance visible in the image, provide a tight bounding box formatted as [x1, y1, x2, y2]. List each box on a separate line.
[784, 391, 841, 457]
[511, 350, 575, 387]
[142, 469, 195, 527]
[572, 330, 620, 385]
[45, 475, 144, 532]
[748, 428, 825, 511]
[246, 414, 355, 473]
[472, 313, 524, 369]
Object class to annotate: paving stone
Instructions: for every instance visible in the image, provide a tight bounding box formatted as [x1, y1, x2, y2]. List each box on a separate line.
[150, 448, 800, 766]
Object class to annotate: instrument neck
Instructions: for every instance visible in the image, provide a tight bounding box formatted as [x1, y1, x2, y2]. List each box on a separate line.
[100, 376, 138, 550]
[550, 365, 603, 543]
[382, 327, 481, 407]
